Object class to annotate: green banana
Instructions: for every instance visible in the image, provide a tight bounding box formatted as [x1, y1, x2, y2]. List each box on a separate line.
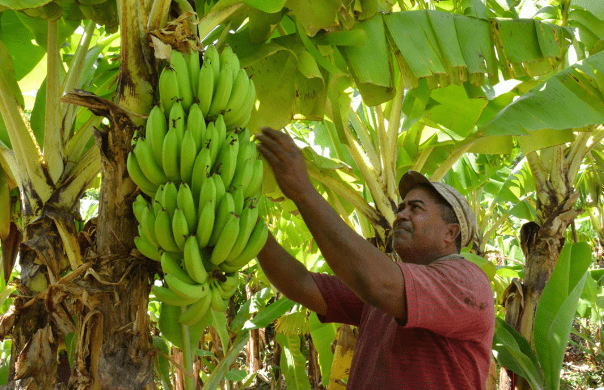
[160, 251, 196, 285]
[215, 133, 239, 189]
[127, 151, 159, 196]
[153, 185, 164, 215]
[195, 200, 215, 248]
[134, 236, 162, 261]
[170, 50, 193, 111]
[133, 194, 149, 224]
[146, 105, 168, 168]
[185, 49, 201, 102]
[172, 209, 189, 251]
[177, 183, 197, 232]
[208, 192, 234, 247]
[209, 213, 239, 265]
[213, 174, 226, 207]
[207, 66, 233, 117]
[165, 273, 211, 300]
[230, 158, 254, 193]
[232, 186, 244, 215]
[180, 130, 197, 184]
[202, 121, 220, 165]
[168, 101, 186, 145]
[159, 66, 180, 114]
[237, 127, 251, 144]
[222, 273, 239, 290]
[214, 280, 237, 300]
[191, 147, 212, 203]
[210, 280, 228, 312]
[155, 209, 181, 253]
[215, 115, 227, 154]
[133, 139, 169, 186]
[204, 45, 221, 88]
[223, 218, 268, 269]
[184, 235, 209, 283]
[226, 203, 258, 262]
[162, 182, 179, 220]
[196, 164, 217, 209]
[141, 206, 160, 248]
[162, 127, 181, 183]
[225, 79, 256, 130]
[187, 104, 206, 150]
[243, 159, 264, 199]
[179, 292, 211, 325]
[223, 69, 248, 119]
[219, 46, 240, 81]
[152, 285, 199, 306]
[197, 62, 214, 117]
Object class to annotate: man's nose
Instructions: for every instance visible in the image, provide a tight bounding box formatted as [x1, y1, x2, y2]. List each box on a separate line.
[395, 207, 410, 222]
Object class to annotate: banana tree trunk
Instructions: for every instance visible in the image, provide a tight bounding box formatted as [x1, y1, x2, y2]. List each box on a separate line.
[499, 149, 581, 390]
[68, 0, 156, 388]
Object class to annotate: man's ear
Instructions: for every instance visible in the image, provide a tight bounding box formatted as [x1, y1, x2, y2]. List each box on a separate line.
[444, 223, 460, 246]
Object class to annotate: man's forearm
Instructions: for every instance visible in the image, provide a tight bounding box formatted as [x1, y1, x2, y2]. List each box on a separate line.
[257, 233, 327, 315]
[293, 187, 396, 305]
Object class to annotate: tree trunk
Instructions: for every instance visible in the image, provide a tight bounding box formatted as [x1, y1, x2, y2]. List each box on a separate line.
[69, 0, 156, 387]
[500, 150, 581, 390]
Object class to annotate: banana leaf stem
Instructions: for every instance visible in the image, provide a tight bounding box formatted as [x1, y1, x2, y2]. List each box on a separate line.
[430, 137, 477, 181]
[348, 110, 381, 176]
[180, 312, 195, 390]
[0, 74, 52, 202]
[385, 58, 406, 201]
[44, 19, 64, 184]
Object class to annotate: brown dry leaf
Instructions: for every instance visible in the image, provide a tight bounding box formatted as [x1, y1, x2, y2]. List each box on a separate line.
[15, 324, 56, 380]
[2, 222, 22, 284]
[149, 11, 200, 54]
[0, 305, 16, 340]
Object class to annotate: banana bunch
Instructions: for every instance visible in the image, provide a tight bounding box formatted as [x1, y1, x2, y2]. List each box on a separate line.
[160, 45, 256, 130]
[129, 45, 266, 322]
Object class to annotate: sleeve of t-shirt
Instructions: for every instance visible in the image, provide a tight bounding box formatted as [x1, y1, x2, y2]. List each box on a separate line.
[310, 272, 365, 327]
[399, 258, 494, 342]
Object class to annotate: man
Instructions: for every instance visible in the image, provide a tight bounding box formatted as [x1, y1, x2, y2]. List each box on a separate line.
[255, 128, 494, 389]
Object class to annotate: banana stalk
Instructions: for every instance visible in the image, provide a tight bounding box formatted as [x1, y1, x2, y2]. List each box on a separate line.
[61, 21, 96, 140]
[0, 141, 21, 188]
[430, 136, 478, 181]
[0, 73, 53, 203]
[348, 111, 381, 177]
[525, 150, 549, 209]
[44, 20, 64, 184]
[305, 162, 389, 238]
[343, 129, 395, 224]
[384, 59, 406, 202]
[569, 127, 604, 181]
[147, 0, 172, 31]
[180, 313, 195, 390]
[65, 115, 103, 173]
[411, 146, 433, 174]
[550, 145, 566, 204]
[56, 146, 101, 208]
[480, 212, 509, 253]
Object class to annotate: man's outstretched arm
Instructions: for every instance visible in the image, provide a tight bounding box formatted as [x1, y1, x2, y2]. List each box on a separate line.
[255, 128, 407, 322]
[257, 232, 327, 316]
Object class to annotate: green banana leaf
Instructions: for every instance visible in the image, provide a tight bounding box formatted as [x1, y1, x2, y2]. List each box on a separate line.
[480, 50, 604, 136]
[275, 333, 312, 390]
[492, 317, 545, 390]
[0, 0, 51, 10]
[309, 314, 337, 386]
[201, 331, 250, 390]
[534, 242, 593, 390]
[242, 297, 295, 330]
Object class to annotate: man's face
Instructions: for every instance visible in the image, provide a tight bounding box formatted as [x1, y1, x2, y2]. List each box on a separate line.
[392, 186, 454, 264]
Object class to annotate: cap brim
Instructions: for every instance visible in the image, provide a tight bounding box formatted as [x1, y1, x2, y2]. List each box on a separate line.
[398, 171, 435, 199]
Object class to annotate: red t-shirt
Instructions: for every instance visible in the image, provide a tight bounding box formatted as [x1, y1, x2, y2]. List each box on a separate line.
[312, 255, 495, 389]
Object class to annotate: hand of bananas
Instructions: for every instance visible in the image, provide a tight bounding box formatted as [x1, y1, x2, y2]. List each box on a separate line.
[128, 45, 266, 324]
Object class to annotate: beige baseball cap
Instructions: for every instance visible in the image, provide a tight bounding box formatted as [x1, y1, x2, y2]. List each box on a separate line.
[398, 171, 478, 249]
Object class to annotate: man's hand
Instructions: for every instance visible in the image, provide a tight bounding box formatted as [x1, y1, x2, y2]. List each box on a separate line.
[255, 128, 314, 202]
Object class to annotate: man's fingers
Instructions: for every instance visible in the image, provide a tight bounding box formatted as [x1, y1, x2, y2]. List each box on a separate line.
[256, 142, 279, 166]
